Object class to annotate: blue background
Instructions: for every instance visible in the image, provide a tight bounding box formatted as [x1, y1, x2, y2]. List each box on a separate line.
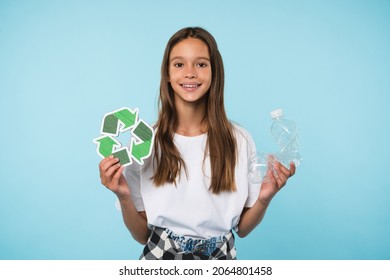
[1, 0, 389, 260]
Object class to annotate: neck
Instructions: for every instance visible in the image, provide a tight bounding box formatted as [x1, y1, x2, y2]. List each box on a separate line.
[175, 100, 208, 137]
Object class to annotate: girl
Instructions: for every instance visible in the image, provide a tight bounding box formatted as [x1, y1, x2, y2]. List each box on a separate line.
[99, 27, 296, 260]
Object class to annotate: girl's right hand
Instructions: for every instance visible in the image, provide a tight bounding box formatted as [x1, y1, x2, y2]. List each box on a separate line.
[99, 155, 130, 200]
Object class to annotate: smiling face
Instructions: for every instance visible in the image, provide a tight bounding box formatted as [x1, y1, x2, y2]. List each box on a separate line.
[168, 38, 212, 108]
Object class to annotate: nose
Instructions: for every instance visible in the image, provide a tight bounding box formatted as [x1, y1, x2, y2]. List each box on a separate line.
[185, 65, 197, 79]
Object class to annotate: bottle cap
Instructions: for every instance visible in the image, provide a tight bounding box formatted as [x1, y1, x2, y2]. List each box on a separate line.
[270, 108, 283, 119]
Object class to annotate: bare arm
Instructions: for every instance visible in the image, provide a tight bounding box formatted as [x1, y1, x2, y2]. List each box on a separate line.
[237, 160, 296, 238]
[99, 156, 150, 244]
[117, 197, 149, 244]
[236, 200, 270, 238]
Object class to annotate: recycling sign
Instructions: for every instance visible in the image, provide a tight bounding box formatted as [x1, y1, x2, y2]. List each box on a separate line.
[93, 107, 154, 166]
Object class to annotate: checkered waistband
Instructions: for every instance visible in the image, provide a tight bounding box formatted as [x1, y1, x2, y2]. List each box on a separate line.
[140, 226, 237, 260]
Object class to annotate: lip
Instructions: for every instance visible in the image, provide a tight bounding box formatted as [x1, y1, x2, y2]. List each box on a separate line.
[180, 83, 201, 88]
[180, 83, 202, 91]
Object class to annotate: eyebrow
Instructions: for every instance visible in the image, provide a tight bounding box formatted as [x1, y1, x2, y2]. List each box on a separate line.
[170, 56, 210, 62]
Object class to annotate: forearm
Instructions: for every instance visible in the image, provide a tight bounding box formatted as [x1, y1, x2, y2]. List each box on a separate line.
[237, 199, 270, 238]
[118, 196, 150, 244]
[237, 160, 296, 238]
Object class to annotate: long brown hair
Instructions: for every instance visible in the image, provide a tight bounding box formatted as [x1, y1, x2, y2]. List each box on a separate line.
[152, 27, 237, 194]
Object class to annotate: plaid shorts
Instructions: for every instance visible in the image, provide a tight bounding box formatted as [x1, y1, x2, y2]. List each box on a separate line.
[140, 227, 237, 260]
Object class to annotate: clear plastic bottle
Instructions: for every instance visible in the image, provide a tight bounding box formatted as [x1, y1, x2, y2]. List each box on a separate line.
[248, 109, 301, 184]
[248, 152, 269, 184]
[270, 108, 301, 168]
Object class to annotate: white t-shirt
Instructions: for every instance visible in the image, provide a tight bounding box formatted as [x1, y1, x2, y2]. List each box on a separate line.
[124, 124, 260, 239]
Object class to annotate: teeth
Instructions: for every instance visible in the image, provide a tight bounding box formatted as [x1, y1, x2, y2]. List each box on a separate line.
[182, 84, 199, 88]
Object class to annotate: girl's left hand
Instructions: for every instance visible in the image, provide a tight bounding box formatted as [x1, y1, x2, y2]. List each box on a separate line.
[258, 157, 296, 205]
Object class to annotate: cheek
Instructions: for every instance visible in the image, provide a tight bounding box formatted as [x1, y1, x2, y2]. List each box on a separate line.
[206, 71, 212, 85]
[168, 69, 178, 82]
[205, 68, 212, 80]
[167, 66, 174, 82]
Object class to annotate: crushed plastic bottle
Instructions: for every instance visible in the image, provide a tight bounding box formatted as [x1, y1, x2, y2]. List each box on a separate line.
[270, 108, 301, 168]
[248, 152, 269, 184]
[248, 109, 301, 184]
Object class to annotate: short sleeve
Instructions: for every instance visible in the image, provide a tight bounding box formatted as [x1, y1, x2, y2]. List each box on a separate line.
[123, 162, 145, 211]
[245, 182, 261, 208]
[242, 128, 261, 208]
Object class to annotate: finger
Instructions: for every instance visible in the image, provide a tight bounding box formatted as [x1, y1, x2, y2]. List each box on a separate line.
[99, 155, 114, 168]
[105, 161, 122, 178]
[278, 162, 292, 178]
[263, 170, 275, 186]
[273, 162, 287, 187]
[289, 162, 296, 176]
[264, 171, 284, 196]
[267, 154, 276, 172]
[101, 161, 121, 187]
[99, 157, 120, 186]
[100, 156, 120, 174]
[112, 165, 124, 186]
[274, 172, 286, 188]
[99, 156, 114, 172]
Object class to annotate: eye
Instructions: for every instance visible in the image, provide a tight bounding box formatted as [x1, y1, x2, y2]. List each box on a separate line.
[174, 62, 184, 68]
[197, 62, 208, 68]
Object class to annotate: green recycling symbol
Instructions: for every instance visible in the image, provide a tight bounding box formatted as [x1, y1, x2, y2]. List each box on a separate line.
[93, 107, 154, 166]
